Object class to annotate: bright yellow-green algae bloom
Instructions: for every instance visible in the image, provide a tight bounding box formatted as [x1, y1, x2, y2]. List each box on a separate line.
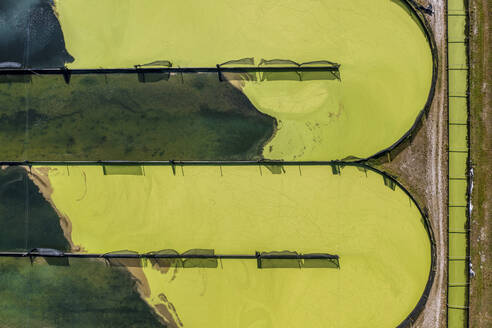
[40, 165, 431, 328]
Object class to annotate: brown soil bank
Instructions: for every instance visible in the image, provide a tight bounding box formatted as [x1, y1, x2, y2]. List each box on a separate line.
[378, 0, 447, 327]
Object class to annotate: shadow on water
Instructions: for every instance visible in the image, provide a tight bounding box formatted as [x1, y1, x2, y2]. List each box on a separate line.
[0, 0, 74, 68]
[0, 167, 165, 327]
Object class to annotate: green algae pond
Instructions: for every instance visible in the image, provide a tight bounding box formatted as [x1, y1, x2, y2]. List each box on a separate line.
[0, 0, 434, 161]
[0, 1, 437, 327]
[0, 163, 433, 327]
[23, 163, 432, 328]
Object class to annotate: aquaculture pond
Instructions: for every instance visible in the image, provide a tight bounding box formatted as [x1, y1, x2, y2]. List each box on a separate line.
[29, 164, 433, 328]
[0, 1, 436, 327]
[1, 0, 434, 161]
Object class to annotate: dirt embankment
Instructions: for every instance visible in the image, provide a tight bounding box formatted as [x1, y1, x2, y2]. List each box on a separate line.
[383, 0, 491, 326]
[380, 1, 447, 327]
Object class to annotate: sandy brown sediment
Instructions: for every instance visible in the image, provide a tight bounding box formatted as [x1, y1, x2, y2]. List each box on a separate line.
[126, 266, 151, 298]
[223, 74, 247, 91]
[154, 303, 181, 328]
[125, 266, 182, 327]
[25, 166, 81, 252]
[155, 293, 184, 328]
[25, 166, 178, 327]
[223, 76, 279, 159]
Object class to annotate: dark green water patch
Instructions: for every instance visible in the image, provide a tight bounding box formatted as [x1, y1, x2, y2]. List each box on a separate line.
[0, 166, 68, 251]
[0, 73, 276, 161]
[0, 257, 164, 328]
[0, 0, 74, 68]
[0, 167, 164, 327]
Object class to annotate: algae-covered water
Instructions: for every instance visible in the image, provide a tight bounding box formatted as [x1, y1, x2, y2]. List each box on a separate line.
[51, 0, 433, 160]
[39, 164, 431, 328]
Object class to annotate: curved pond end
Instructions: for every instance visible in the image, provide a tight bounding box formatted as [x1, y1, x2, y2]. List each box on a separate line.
[52, 0, 435, 161]
[36, 164, 433, 328]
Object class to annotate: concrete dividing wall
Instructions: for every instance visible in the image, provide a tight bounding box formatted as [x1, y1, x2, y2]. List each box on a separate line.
[447, 0, 470, 327]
